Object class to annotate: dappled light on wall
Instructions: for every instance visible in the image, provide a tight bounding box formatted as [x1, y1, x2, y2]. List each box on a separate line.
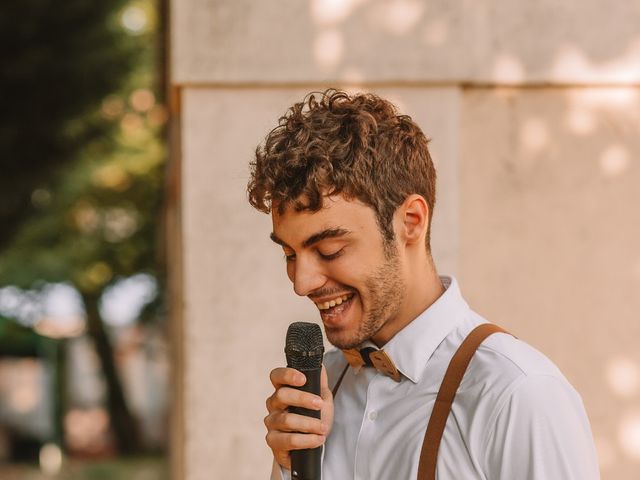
[606, 357, 640, 399]
[311, 0, 364, 26]
[599, 144, 630, 177]
[367, 0, 424, 36]
[618, 411, 640, 461]
[552, 41, 640, 82]
[519, 117, 550, 155]
[565, 106, 597, 136]
[314, 29, 345, 71]
[492, 54, 525, 84]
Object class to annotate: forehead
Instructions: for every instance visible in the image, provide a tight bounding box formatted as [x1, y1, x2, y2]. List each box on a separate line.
[271, 195, 377, 244]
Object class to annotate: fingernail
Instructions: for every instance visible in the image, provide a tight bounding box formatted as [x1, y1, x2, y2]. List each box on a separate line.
[312, 397, 323, 408]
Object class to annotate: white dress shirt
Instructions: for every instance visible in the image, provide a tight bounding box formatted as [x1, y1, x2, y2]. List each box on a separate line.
[272, 276, 600, 479]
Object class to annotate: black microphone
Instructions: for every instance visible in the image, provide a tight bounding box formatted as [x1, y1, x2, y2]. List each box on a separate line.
[285, 322, 325, 480]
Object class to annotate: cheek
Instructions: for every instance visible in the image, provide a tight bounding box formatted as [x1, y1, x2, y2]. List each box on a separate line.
[329, 261, 364, 290]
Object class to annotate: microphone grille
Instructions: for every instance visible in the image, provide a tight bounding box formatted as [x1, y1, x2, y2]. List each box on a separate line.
[285, 322, 324, 370]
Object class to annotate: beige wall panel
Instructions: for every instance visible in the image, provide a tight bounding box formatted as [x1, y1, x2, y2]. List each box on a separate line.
[460, 87, 640, 479]
[180, 86, 460, 479]
[172, 0, 640, 85]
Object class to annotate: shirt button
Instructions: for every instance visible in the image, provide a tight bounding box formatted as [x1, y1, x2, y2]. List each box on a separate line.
[368, 410, 378, 421]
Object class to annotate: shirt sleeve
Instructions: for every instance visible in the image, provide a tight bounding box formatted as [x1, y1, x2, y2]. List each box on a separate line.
[483, 373, 600, 480]
[270, 459, 291, 480]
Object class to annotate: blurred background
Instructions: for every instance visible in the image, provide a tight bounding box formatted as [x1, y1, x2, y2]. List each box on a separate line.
[0, 0, 169, 478]
[2, 1, 640, 479]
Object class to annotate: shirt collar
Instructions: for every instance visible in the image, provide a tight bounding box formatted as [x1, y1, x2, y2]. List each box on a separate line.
[368, 275, 469, 384]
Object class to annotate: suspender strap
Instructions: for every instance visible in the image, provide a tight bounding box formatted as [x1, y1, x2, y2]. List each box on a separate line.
[417, 323, 508, 480]
[331, 363, 350, 398]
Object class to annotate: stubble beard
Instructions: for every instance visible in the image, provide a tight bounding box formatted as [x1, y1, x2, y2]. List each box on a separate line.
[328, 245, 405, 350]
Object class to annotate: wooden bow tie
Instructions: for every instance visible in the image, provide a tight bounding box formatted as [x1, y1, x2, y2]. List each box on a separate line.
[341, 347, 401, 381]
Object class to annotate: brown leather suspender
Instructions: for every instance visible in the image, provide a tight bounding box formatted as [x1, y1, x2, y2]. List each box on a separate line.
[331, 323, 508, 480]
[417, 323, 507, 480]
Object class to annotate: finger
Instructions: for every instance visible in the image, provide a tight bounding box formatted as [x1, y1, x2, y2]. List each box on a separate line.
[270, 386, 323, 412]
[265, 430, 326, 453]
[320, 365, 332, 400]
[265, 411, 328, 435]
[270, 367, 306, 389]
[274, 451, 291, 471]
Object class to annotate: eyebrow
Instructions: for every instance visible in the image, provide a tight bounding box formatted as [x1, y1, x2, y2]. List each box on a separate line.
[270, 228, 351, 249]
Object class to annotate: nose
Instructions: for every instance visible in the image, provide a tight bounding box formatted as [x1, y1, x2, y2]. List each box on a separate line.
[291, 255, 326, 297]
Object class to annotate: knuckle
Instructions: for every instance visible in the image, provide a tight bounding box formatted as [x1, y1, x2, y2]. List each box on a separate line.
[265, 431, 277, 448]
[269, 368, 283, 388]
[274, 387, 289, 405]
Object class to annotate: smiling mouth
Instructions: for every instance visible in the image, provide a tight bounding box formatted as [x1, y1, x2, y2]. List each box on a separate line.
[315, 293, 354, 311]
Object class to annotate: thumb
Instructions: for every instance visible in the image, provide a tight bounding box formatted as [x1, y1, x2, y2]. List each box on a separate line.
[319, 365, 334, 433]
[320, 365, 332, 401]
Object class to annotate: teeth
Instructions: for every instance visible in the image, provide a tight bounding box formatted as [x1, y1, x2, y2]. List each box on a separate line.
[316, 294, 352, 310]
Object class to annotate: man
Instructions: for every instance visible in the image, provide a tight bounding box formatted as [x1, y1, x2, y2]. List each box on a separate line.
[248, 89, 600, 479]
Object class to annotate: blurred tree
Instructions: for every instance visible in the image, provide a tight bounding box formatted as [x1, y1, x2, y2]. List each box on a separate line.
[0, 0, 136, 250]
[0, 0, 166, 455]
[0, 315, 43, 357]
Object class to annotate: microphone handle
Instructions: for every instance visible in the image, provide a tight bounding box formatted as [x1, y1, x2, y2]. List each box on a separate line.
[289, 366, 322, 480]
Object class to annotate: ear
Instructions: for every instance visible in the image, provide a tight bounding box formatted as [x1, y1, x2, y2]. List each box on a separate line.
[398, 194, 429, 246]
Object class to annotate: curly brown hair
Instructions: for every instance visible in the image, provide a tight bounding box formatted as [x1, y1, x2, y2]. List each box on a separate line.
[247, 89, 437, 249]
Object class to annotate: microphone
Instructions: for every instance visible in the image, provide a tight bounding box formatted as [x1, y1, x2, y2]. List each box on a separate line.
[285, 322, 325, 480]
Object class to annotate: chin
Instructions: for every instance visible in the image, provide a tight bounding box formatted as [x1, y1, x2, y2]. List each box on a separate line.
[325, 328, 364, 350]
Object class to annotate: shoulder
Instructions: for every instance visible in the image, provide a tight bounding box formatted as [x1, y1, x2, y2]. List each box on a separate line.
[452, 318, 597, 475]
[458, 313, 571, 396]
[453, 315, 585, 430]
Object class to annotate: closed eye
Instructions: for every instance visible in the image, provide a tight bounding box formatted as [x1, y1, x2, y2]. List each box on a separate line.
[318, 248, 344, 261]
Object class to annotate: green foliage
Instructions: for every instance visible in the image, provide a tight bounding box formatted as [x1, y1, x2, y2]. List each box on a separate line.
[0, 0, 166, 299]
[0, 315, 47, 356]
[0, 0, 140, 251]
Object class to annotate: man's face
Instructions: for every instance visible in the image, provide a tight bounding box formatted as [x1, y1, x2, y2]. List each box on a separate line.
[271, 195, 406, 349]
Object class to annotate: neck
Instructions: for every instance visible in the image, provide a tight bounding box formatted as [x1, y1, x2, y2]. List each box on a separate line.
[371, 255, 444, 347]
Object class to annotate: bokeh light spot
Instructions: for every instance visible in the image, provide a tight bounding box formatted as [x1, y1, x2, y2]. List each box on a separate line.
[72, 201, 100, 233]
[130, 89, 155, 112]
[121, 6, 148, 34]
[39, 443, 63, 476]
[600, 144, 630, 177]
[93, 164, 132, 191]
[606, 356, 640, 398]
[31, 188, 51, 208]
[147, 105, 168, 127]
[618, 411, 640, 460]
[311, 0, 363, 26]
[121, 112, 145, 136]
[566, 107, 597, 136]
[314, 29, 344, 70]
[101, 95, 124, 119]
[369, 0, 424, 35]
[492, 54, 525, 84]
[520, 118, 549, 154]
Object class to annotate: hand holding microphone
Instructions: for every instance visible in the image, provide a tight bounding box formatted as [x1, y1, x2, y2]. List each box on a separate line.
[264, 322, 333, 479]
